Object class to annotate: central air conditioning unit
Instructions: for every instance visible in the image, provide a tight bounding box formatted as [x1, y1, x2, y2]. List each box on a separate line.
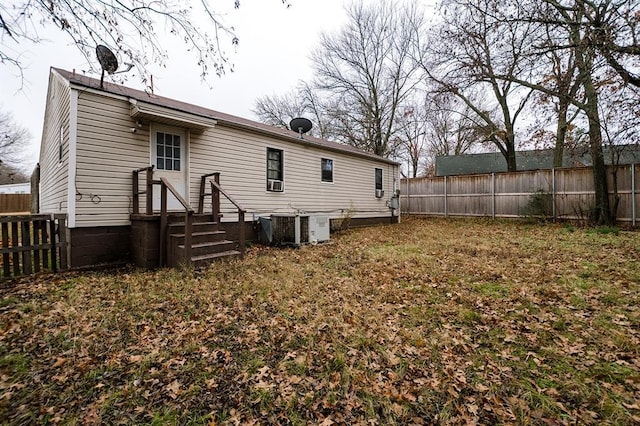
[268, 179, 284, 192]
[271, 214, 309, 246]
[309, 215, 330, 243]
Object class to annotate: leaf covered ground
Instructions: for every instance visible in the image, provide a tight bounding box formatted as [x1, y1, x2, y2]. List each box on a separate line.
[1, 217, 639, 425]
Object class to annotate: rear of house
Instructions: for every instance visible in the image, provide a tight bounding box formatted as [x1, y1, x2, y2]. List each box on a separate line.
[37, 68, 400, 268]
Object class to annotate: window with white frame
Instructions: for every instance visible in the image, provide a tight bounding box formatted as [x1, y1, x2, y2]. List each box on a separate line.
[156, 132, 181, 171]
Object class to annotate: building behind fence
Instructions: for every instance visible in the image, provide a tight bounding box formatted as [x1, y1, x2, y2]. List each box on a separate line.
[401, 165, 638, 226]
[0, 194, 31, 214]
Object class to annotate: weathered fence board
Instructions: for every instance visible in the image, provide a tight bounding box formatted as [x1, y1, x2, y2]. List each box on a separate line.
[402, 165, 638, 226]
[0, 214, 68, 279]
[0, 194, 30, 213]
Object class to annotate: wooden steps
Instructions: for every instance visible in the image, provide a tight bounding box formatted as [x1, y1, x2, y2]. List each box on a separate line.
[166, 215, 240, 267]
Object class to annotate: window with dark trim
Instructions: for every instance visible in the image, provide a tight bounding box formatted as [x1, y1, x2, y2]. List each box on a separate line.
[156, 132, 181, 171]
[321, 158, 333, 183]
[267, 148, 283, 190]
[375, 168, 383, 190]
[58, 126, 64, 163]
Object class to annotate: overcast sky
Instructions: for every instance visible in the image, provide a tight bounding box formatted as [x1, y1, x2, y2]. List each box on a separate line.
[1, 0, 434, 171]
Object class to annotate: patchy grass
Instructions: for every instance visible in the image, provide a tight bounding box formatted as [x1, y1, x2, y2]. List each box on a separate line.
[1, 217, 639, 425]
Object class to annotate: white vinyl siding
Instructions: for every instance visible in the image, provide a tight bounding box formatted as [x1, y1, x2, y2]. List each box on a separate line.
[189, 126, 397, 222]
[74, 91, 149, 226]
[39, 72, 71, 214]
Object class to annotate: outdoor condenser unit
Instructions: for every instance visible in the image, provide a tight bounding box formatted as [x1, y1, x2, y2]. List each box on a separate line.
[308, 215, 330, 243]
[271, 214, 309, 246]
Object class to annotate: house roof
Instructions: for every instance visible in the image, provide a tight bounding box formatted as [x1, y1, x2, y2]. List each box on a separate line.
[435, 145, 640, 176]
[52, 68, 398, 165]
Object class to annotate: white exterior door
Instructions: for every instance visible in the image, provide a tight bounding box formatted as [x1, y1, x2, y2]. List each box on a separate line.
[150, 124, 187, 211]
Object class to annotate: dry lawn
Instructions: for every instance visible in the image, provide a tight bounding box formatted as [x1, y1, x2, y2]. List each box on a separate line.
[1, 217, 639, 425]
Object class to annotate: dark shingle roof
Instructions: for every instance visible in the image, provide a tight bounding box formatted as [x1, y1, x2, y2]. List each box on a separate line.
[52, 68, 397, 165]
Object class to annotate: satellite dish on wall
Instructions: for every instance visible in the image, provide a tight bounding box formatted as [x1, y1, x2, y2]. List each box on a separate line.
[289, 117, 313, 139]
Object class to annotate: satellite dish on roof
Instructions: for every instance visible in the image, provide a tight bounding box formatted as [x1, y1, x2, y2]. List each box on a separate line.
[290, 117, 313, 139]
[95, 44, 133, 88]
[96, 45, 119, 74]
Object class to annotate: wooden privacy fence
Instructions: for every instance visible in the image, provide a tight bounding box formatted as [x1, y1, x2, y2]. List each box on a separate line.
[401, 165, 638, 226]
[1, 214, 69, 279]
[0, 194, 30, 213]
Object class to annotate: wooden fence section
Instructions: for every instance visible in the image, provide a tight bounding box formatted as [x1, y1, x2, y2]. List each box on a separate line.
[0, 194, 31, 213]
[0, 214, 69, 279]
[401, 165, 638, 226]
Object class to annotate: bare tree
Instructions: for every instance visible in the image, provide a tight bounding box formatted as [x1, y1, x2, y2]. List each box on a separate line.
[252, 82, 337, 140]
[418, 0, 536, 171]
[423, 93, 482, 158]
[0, 162, 28, 184]
[574, 0, 640, 88]
[527, 0, 620, 224]
[1, 1, 290, 84]
[395, 106, 427, 178]
[311, 0, 425, 157]
[0, 109, 29, 166]
[0, 109, 30, 183]
[254, 91, 307, 130]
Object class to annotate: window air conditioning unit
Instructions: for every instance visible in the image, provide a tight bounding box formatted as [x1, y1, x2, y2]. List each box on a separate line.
[268, 179, 284, 192]
[375, 189, 384, 198]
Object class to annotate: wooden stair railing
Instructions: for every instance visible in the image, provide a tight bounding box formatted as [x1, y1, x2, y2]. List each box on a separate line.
[199, 172, 246, 258]
[132, 166, 194, 266]
[158, 178, 194, 266]
[132, 166, 154, 215]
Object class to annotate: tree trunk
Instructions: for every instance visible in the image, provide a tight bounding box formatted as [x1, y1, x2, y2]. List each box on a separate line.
[554, 100, 570, 168]
[583, 76, 613, 225]
[505, 132, 517, 172]
[506, 149, 517, 172]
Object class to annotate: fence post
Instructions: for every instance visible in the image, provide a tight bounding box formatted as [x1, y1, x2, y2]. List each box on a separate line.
[238, 210, 246, 258]
[632, 164, 636, 228]
[160, 183, 167, 267]
[58, 216, 68, 269]
[406, 177, 410, 215]
[49, 218, 57, 273]
[132, 170, 139, 214]
[552, 168, 556, 220]
[491, 173, 496, 220]
[21, 221, 32, 275]
[146, 167, 154, 215]
[444, 176, 448, 218]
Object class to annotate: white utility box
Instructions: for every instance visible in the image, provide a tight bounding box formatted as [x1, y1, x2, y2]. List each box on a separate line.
[308, 215, 330, 243]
